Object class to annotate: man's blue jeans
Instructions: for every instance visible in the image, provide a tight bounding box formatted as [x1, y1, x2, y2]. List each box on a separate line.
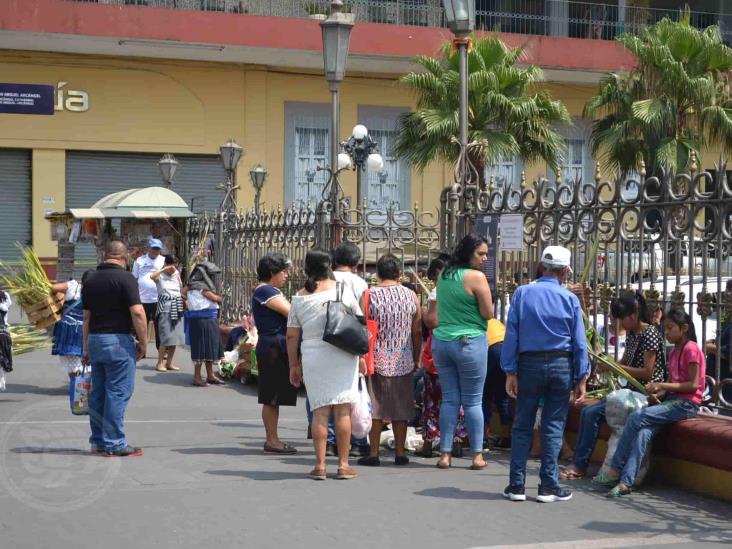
[509, 354, 572, 489]
[573, 399, 607, 470]
[88, 333, 136, 452]
[611, 399, 698, 486]
[432, 335, 488, 453]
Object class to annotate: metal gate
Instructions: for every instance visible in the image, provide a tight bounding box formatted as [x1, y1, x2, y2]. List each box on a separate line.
[0, 149, 32, 265]
[185, 156, 732, 408]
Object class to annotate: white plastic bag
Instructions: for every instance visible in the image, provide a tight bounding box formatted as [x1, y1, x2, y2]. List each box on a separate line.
[599, 388, 651, 484]
[351, 376, 372, 439]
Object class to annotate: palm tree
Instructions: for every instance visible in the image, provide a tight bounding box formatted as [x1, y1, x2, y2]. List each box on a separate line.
[584, 11, 732, 177]
[394, 35, 570, 187]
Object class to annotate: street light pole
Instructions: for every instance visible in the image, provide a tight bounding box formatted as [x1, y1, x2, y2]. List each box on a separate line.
[320, 0, 354, 246]
[444, 1, 475, 243]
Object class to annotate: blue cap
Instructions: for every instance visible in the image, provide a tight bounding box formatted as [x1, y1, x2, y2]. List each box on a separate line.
[148, 238, 163, 249]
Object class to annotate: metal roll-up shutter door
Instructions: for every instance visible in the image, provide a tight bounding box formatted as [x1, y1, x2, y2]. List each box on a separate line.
[66, 151, 226, 276]
[0, 149, 32, 265]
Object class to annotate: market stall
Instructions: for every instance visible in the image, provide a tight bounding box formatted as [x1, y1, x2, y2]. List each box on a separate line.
[46, 186, 196, 281]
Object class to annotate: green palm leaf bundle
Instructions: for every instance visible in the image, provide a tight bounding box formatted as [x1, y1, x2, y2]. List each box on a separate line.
[9, 324, 51, 356]
[0, 244, 53, 309]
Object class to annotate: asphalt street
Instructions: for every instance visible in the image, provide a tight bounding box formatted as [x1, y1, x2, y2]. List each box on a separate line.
[1, 345, 730, 549]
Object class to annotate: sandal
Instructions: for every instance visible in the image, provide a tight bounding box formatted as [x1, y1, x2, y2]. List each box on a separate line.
[336, 466, 358, 480]
[469, 460, 488, 470]
[264, 443, 298, 455]
[436, 456, 451, 469]
[155, 366, 167, 372]
[607, 483, 632, 498]
[559, 466, 586, 481]
[592, 472, 620, 487]
[191, 379, 207, 387]
[166, 365, 181, 371]
[206, 376, 225, 385]
[309, 467, 327, 481]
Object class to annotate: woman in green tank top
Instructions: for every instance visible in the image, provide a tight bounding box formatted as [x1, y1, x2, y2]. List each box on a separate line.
[431, 234, 494, 470]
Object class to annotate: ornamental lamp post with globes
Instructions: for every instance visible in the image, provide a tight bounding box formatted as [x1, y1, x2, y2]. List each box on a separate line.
[320, 0, 354, 224]
[249, 164, 267, 216]
[341, 124, 384, 206]
[158, 153, 179, 188]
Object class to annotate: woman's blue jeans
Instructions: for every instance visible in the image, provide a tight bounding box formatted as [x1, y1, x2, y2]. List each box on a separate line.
[432, 335, 488, 453]
[611, 399, 698, 486]
[88, 333, 137, 452]
[509, 354, 572, 489]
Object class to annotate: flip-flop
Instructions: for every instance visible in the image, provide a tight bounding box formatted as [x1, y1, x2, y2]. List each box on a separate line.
[166, 365, 181, 371]
[206, 377, 225, 385]
[263, 443, 298, 455]
[469, 461, 488, 470]
[592, 472, 620, 487]
[155, 366, 167, 372]
[436, 458, 451, 469]
[191, 380, 207, 387]
[607, 484, 632, 498]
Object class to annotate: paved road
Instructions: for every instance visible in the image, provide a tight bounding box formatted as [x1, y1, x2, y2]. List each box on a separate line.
[1, 346, 731, 549]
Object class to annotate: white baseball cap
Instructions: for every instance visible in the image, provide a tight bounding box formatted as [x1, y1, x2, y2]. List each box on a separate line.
[541, 246, 572, 271]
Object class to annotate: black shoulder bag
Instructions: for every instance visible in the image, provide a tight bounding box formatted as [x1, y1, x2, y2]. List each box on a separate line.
[322, 282, 370, 355]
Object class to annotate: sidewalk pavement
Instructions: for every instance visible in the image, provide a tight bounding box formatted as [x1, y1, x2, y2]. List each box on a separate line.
[0, 345, 730, 549]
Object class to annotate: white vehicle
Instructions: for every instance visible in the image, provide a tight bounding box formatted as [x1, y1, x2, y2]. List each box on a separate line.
[629, 277, 732, 341]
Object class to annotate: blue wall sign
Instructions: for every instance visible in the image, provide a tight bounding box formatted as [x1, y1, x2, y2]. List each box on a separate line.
[0, 83, 55, 115]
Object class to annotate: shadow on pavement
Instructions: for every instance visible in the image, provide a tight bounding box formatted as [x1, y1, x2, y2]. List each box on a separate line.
[414, 486, 506, 501]
[11, 446, 91, 456]
[206, 469, 309, 481]
[578, 480, 732, 544]
[3, 384, 68, 396]
[172, 446, 264, 457]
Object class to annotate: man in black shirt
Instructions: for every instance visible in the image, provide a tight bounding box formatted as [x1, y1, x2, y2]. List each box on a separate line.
[82, 240, 148, 457]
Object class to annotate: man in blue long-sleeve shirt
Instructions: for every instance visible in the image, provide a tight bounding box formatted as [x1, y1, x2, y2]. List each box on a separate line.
[500, 246, 589, 503]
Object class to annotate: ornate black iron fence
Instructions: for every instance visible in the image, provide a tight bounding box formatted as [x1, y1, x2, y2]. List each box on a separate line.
[185, 156, 732, 408]
[442, 154, 732, 408]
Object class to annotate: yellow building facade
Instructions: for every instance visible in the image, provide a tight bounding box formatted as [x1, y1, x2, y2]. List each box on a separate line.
[0, 49, 724, 268]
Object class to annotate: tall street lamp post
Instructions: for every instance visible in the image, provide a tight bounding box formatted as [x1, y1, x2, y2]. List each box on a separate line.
[158, 153, 179, 188]
[444, 0, 475, 242]
[341, 124, 384, 206]
[219, 137, 244, 213]
[249, 164, 267, 216]
[217, 138, 243, 290]
[320, 0, 354, 232]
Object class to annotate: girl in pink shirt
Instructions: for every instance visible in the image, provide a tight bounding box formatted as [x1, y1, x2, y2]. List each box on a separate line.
[599, 309, 704, 498]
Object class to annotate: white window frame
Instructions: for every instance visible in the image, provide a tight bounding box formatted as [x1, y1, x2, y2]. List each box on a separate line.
[284, 102, 331, 208]
[358, 105, 411, 212]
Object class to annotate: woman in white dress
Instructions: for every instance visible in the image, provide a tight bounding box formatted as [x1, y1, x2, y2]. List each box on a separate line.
[287, 249, 366, 481]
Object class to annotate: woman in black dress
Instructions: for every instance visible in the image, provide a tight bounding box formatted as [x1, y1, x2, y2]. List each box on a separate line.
[252, 253, 297, 454]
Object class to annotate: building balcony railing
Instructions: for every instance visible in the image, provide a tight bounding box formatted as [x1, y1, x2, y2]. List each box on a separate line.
[64, 1, 731, 44]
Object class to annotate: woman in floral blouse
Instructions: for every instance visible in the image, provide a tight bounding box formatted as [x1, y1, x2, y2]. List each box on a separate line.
[358, 254, 422, 467]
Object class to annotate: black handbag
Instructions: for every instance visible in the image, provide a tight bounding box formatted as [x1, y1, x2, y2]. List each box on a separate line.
[322, 283, 370, 355]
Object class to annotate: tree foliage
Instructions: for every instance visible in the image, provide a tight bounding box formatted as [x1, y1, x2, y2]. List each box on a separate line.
[584, 11, 732, 177]
[395, 35, 570, 184]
